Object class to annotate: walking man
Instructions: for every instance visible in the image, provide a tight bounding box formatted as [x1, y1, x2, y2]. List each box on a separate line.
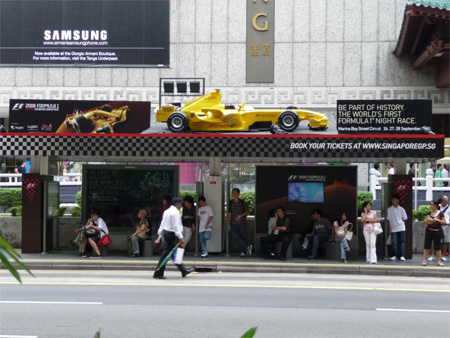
[228, 188, 252, 258]
[153, 197, 193, 279]
[387, 194, 408, 261]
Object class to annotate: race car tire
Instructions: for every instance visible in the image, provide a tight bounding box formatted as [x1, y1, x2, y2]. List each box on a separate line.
[167, 112, 188, 132]
[100, 104, 113, 112]
[278, 110, 299, 132]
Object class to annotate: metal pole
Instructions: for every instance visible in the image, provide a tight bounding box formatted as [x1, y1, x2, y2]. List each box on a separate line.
[414, 163, 418, 211]
[225, 168, 231, 257]
[42, 179, 48, 254]
[195, 181, 203, 257]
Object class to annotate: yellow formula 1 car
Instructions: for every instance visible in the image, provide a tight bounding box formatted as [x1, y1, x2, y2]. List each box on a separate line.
[57, 105, 129, 133]
[156, 90, 328, 132]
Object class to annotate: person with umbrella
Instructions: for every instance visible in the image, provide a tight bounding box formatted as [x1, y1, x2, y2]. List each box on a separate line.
[153, 196, 193, 279]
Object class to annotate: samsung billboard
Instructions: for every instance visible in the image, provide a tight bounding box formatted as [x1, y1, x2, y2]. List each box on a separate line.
[0, 0, 170, 67]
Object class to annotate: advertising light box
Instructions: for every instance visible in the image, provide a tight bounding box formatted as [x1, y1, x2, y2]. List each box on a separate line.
[336, 100, 432, 134]
[0, 0, 170, 67]
[9, 99, 151, 134]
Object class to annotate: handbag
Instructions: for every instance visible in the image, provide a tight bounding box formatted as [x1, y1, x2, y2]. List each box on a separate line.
[373, 222, 383, 235]
[386, 234, 392, 246]
[345, 223, 353, 241]
[98, 230, 111, 247]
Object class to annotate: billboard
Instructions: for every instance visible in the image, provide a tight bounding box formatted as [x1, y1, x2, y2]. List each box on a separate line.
[336, 100, 432, 134]
[0, 0, 170, 67]
[9, 99, 151, 134]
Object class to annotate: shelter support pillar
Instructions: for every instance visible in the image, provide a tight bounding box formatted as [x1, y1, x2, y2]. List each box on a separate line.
[394, 158, 407, 175]
[29, 155, 49, 175]
[209, 156, 222, 176]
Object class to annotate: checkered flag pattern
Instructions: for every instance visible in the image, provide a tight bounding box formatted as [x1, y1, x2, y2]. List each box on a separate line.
[22, 178, 40, 202]
[0, 134, 444, 161]
[393, 180, 412, 205]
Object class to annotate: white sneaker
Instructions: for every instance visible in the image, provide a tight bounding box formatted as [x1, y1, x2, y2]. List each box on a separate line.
[201, 253, 208, 258]
[389, 256, 397, 261]
[441, 257, 448, 262]
[437, 261, 445, 267]
[400, 257, 406, 261]
[427, 256, 434, 261]
[422, 260, 427, 266]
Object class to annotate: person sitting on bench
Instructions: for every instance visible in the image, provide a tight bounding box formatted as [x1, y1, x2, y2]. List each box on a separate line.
[306, 209, 333, 259]
[129, 209, 150, 257]
[262, 206, 291, 261]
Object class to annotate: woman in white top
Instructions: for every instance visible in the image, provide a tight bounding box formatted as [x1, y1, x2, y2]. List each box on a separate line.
[361, 201, 378, 264]
[74, 209, 109, 258]
[333, 211, 351, 263]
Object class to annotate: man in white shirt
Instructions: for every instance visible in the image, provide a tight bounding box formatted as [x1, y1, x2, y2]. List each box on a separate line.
[439, 196, 450, 261]
[153, 196, 193, 279]
[386, 163, 395, 175]
[387, 195, 408, 261]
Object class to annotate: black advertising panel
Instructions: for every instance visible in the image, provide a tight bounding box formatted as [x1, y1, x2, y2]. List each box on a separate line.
[256, 165, 357, 237]
[0, 0, 170, 67]
[336, 100, 432, 134]
[82, 165, 179, 227]
[9, 99, 151, 134]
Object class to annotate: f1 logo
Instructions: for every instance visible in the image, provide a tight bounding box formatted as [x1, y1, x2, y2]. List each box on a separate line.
[12, 103, 24, 110]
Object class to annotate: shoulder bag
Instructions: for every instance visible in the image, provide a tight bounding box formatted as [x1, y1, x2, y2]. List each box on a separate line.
[373, 222, 383, 235]
[98, 229, 112, 247]
[345, 223, 353, 241]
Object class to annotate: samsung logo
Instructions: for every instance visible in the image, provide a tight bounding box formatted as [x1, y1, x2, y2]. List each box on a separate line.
[44, 30, 108, 41]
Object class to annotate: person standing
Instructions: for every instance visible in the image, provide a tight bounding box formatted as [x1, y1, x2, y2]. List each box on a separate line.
[228, 188, 252, 258]
[14, 160, 27, 182]
[153, 197, 193, 279]
[441, 164, 449, 187]
[439, 196, 450, 261]
[361, 201, 378, 264]
[422, 201, 446, 267]
[373, 163, 382, 186]
[182, 196, 196, 247]
[387, 195, 408, 261]
[386, 163, 395, 175]
[196, 196, 214, 258]
[408, 163, 421, 186]
[129, 209, 150, 257]
[435, 163, 443, 187]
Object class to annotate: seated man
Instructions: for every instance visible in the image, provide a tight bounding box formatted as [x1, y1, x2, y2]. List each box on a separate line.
[262, 206, 291, 261]
[306, 209, 333, 259]
[129, 209, 150, 257]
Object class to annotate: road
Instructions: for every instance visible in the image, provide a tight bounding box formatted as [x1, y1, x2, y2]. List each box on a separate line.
[0, 270, 449, 338]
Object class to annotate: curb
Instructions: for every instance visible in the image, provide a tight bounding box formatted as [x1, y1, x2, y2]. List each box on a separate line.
[4, 259, 450, 278]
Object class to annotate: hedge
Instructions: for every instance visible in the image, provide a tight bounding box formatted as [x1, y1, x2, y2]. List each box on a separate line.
[75, 191, 82, 206]
[357, 191, 373, 213]
[0, 188, 22, 208]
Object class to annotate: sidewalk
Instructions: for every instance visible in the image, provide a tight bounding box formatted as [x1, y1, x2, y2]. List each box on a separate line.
[5, 250, 450, 278]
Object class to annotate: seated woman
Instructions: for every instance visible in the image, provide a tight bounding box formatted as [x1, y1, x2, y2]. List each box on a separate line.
[262, 206, 291, 261]
[333, 211, 351, 263]
[74, 209, 109, 258]
[129, 209, 150, 257]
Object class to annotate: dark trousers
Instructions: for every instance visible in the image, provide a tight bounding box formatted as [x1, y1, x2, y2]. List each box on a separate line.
[262, 233, 291, 258]
[391, 231, 406, 258]
[154, 230, 187, 277]
[231, 223, 249, 253]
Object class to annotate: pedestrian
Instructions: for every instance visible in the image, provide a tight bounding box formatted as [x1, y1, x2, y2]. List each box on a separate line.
[14, 160, 27, 182]
[440, 164, 448, 187]
[387, 195, 408, 261]
[361, 201, 378, 264]
[373, 163, 381, 185]
[386, 163, 395, 175]
[196, 196, 213, 258]
[153, 197, 193, 279]
[422, 201, 446, 267]
[438, 196, 449, 261]
[333, 211, 351, 264]
[129, 209, 150, 257]
[182, 195, 196, 247]
[408, 163, 421, 186]
[228, 188, 252, 258]
[435, 163, 443, 187]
